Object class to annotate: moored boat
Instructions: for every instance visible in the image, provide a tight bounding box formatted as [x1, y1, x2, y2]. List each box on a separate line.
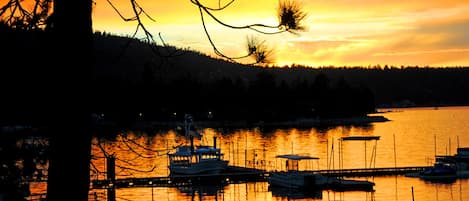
[168, 142, 229, 175]
[267, 154, 327, 189]
[418, 162, 458, 182]
[168, 114, 229, 175]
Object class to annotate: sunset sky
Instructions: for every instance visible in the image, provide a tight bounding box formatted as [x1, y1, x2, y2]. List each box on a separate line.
[92, 0, 469, 67]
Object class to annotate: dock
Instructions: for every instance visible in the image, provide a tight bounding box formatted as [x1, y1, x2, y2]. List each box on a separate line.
[315, 166, 431, 177]
[91, 165, 430, 189]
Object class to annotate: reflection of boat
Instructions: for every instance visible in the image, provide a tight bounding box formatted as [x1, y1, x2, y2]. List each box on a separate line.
[177, 182, 227, 196]
[269, 185, 322, 199]
[327, 178, 375, 192]
[267, 154, 327, 189]
[177, 182, 227, 201]
[168, 114, 228, 175]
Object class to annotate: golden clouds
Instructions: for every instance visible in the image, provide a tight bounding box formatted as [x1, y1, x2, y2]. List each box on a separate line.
[92, 0, 469, 67]
[271, 1, 469, 67]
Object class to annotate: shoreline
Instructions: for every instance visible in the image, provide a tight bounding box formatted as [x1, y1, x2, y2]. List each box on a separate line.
[1, 115, 390, 136]
[132, 115, 390, 131]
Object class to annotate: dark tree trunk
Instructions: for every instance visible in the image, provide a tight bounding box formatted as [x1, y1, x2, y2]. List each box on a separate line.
[46, 0, 94, 201]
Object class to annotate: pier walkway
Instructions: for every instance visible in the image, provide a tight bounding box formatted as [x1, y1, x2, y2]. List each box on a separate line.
[315, 166, 431, 177]
[91, 165, 431, 189]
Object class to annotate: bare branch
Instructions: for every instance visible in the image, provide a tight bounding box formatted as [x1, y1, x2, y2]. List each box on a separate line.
[102, 0, 186, 70]
[1, 0, 308, 70]
[192, 0, 283, 33]
[106, 0, 137, 21]
[191, 0, 306, 64]
[123, 135, 173, 154]
[120, 138, 155, 159]
[190, 0, 235, 11]
[196, 2, 281, 63]
[96, 139, 112, 158]
[0, 0, 52, 30]
[116, 164, 156, 173]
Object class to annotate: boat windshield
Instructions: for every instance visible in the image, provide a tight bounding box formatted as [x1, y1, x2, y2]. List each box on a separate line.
[275, 154, 319, 172]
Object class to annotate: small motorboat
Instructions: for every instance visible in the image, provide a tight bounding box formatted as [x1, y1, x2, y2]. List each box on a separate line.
[418, 162, 457, 182]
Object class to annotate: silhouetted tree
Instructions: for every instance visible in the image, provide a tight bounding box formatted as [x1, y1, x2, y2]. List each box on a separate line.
[1, 1, 307, 200]
[43, 1, 94, 201]
[313, 73, 331, 117]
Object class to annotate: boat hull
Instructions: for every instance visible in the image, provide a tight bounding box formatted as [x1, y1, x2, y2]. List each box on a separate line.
[169, 160, 229, 175]
[267, 171, 326, 189]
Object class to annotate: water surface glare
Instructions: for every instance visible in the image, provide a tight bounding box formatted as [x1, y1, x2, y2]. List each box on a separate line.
[58, 106, 469, 200]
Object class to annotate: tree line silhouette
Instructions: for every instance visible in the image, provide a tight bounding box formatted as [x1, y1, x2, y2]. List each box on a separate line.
[4, 30, 469, 127]
[2, 0, 311, 200]
[93, 70, 375, 125]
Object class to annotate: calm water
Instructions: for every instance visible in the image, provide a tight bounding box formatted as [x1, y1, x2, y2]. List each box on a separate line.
[33, 106, 469, 201]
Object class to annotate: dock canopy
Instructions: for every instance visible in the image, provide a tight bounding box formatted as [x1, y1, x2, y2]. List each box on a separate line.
[341, 136, 380, 141]
[275, 154, 319, 160]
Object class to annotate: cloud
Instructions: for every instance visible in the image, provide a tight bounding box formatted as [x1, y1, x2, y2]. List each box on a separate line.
[92, 0, 469, 67]
[374, 49, 469, 57]
[289, 39, 355, 50]
[273, 3, 469, 67]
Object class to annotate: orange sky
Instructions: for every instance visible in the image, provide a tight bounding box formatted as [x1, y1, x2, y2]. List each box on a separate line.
[92, 0, 469, 67]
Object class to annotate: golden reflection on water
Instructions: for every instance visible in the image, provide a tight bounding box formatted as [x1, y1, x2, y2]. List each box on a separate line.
[29, 106, 469, 201]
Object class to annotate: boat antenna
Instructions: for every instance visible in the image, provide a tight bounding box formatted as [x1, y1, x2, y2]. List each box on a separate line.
[184, 114, 193, 140]
[434, 134, 437, 157]
[393, 133, 397, 168]
[449, 137, 451, 155]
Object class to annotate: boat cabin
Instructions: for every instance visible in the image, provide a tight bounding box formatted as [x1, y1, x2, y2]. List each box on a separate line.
[169, 145, 224, 165]
[275, 154, 320, 172]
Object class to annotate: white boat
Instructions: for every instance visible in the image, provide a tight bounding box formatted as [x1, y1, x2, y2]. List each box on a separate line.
[168, 143, 229, 175]
[168, 114, 228, 175]
[267, 154, 327, 189]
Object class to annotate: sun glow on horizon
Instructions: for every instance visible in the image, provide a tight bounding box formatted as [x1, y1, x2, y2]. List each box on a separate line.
[92, 0, 469, 67]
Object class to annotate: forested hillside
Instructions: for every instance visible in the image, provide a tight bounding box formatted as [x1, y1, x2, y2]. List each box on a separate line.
[92, 33, 469, 112]
[3, 30, 469, 125]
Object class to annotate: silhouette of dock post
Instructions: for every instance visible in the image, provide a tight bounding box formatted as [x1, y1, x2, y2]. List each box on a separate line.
[106, 155, 116, 201]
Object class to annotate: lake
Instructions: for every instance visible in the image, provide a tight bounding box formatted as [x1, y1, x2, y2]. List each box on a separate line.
[31, 106, 469, 201]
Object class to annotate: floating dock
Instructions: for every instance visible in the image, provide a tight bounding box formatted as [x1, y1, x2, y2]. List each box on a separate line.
[316, 166, 431, 177]
[91, 165, 430, 189]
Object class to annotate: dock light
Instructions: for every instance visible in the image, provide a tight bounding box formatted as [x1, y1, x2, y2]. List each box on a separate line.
[109, 183, 114, 188]
[149, 181, 152, 185]
[129, 182, 133, 186]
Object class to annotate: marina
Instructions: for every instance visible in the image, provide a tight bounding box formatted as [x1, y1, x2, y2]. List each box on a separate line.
[21, 106, 469, 201]
[91, 165, 431, 189]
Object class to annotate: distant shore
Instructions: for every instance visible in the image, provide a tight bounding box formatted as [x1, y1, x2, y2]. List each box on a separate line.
[1, 115, 390, 137]
[132, 115, 390, 131]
